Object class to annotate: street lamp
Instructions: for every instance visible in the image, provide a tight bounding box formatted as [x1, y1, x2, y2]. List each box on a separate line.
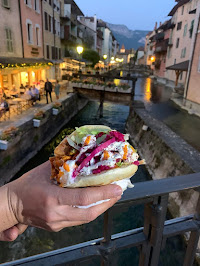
[76, 46, 84, 71]
[103, 54, 107, 60]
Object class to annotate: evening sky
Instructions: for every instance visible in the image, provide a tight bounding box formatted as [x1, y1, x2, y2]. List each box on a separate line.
[75, 0, 175, 31]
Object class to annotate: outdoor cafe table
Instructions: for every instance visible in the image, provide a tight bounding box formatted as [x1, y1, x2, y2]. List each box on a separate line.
[8, 98, 26, 114]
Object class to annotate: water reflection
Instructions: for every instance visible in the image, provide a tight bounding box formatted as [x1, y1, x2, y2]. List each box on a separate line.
[144, 78, 151, 102]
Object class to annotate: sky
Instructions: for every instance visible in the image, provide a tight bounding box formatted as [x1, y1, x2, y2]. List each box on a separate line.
[75, 0, 176, 31]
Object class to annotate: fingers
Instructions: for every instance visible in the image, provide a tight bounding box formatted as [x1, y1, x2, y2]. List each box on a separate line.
[0, 226, 19, 242]
[45, 197, 120, 232]
[0, 224, 28, 242]
[56, 185, 122, 206]
[15, 224, 28, 235]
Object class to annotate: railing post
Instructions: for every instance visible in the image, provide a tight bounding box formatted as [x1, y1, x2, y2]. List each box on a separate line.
[183, 194, 200, 266]
[139, 194, 169, 266]
[100, 210, 114, 266]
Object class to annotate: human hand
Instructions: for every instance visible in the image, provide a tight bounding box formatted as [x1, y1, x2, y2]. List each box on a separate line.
[0, 224, 28, 242]
[6, 161, 122, 232]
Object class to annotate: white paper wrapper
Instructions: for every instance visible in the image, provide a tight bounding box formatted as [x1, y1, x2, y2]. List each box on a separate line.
[74, 178, 134, 209]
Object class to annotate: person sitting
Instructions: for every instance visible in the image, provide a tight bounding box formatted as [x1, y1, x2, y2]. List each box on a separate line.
[25, 87, 35, 105]
[0, 97, 9, 119]
[31, 85, 40, 101]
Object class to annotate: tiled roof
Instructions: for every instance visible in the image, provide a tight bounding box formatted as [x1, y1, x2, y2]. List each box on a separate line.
[166, 60, 189, 71]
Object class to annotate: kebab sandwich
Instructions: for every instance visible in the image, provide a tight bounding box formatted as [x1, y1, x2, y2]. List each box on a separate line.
[50, 125, 145, 191]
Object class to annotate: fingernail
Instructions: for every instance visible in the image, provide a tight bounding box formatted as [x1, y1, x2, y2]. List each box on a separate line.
[114, 186, 123, 197]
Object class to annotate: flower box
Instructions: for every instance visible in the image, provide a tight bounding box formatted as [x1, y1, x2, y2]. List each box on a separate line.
[0, 140, 8, 150]
[52, 108, 59, 116]
[33, 119, 41, 128]
[94, 85, 104, 91]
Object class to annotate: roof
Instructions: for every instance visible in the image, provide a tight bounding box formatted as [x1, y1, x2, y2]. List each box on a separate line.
[0, 57, 53, 65]
[166, 60, 189, 71]
[168, 0, 190, 16]
[121, 44, 125, 50]
[64, 0, 84, 16]
[97, 19, 107, 28]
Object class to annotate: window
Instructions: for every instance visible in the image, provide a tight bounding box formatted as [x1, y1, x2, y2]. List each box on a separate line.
[5, 28, 13, 52]
[46, 45, 50, 59]
[181, 47, 186, 58]
[57, 21, 60, 36]
[51, 46, 55, 59]
[27, 21, 33, 44]
[49, 0, 52, 6]
[177, 22, 182, 31]
[183, 24, 188, 37]
[44, 12, 48, 30]
[36, 26, 40, 46]
[25, 0, 32, 8]
[181, 6, 184, 15]
[59, 48, 61, 59]
[53, 18, 56, 34]
[49, 15, 52, 32]
[189, 20, 194, 38]
[180, 72, 183, 80]
[34, 0, 40, 12]
[176, 38, 180, 48]
[2, 0, 10, 9]
[174, 59, 176, 64]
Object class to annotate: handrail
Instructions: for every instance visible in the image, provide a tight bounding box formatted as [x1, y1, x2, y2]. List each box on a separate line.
[1, 173, 200, 266]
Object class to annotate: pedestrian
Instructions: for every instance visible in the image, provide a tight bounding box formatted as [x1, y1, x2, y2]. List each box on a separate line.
[44, 79, 52, 104]
[32, 85, 40, 101]
[0, 161, 122, 242]
[54, 80, 60, 100]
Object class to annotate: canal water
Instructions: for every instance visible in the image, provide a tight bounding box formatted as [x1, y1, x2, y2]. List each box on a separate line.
[0, 100, 196, 266]
[135, 77, 200, 152]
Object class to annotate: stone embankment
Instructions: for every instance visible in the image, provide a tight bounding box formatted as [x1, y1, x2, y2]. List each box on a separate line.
[0, 93, 88, 185]
[126, 106, 200, 218]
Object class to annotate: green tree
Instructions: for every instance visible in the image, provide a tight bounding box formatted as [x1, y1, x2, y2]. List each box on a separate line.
[82, 49, 100, 67]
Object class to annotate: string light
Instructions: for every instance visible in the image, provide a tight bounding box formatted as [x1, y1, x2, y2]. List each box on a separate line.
[0, 62, 53, 69]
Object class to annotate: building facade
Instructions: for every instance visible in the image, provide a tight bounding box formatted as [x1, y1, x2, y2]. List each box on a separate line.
[165, 0, 197, 86]
[0, 0, 53, 90]
[42, 0, 62, 79]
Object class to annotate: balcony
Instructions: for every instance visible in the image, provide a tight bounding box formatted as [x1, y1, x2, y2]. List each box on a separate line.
[155, 39, 169, 53]
[3, 172, 200, 266]
[61, 9, 71, 21]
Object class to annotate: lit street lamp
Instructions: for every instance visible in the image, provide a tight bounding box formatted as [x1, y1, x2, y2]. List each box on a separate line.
[103, 54, 108, 70]
[76, 46, 84, 71]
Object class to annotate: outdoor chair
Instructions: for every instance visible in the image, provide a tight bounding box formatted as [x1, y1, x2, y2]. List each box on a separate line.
[0, 108, 10, 121]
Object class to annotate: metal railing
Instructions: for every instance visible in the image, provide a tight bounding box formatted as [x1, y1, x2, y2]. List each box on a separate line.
[2, 173, 200, 266]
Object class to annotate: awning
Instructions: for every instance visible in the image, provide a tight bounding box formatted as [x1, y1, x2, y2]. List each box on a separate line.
[0, 57, 53, 66]
[166, 60, 189, 71]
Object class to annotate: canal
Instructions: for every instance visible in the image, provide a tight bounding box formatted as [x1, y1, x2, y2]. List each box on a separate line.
[134, 77, 200, 152]
[0, 100, 196, 266]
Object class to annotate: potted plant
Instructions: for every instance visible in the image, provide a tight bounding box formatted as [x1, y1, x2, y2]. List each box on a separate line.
[105, 82, 116, 92]
[33, 110, 45, 128]
[52, 102, 62, 115]
[0, 126, 18, 150]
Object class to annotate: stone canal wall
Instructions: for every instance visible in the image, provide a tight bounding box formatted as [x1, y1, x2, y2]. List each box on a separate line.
[126, 107, 200, 218]
[0, 93, 88, 185]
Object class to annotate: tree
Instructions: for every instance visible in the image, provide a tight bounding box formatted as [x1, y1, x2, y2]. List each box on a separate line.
[82, 49, 100, 67]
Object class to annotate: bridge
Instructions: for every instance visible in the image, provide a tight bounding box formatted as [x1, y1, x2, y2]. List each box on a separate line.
[2, 172, 200, 266]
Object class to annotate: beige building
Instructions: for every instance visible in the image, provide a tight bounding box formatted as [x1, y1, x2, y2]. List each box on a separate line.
[42, 0, 62, 80]
[165, 0, 198, 87]
[0, 0, 23, 89]
[183, 2, 200, 113]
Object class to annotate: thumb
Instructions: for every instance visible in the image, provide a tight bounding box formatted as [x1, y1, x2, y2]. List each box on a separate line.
[0, 224, 28, 242]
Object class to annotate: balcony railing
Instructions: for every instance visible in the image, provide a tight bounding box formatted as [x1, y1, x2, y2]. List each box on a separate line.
[2, 172, 200, 266]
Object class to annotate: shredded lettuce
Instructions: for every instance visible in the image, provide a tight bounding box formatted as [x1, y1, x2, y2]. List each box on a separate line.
[72, 126, 110, 144]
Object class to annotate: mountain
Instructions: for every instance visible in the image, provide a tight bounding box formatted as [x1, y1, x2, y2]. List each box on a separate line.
[106, 22, 150, 50]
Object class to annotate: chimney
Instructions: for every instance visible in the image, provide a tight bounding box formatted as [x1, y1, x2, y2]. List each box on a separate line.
[154, 22, 157, 30]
